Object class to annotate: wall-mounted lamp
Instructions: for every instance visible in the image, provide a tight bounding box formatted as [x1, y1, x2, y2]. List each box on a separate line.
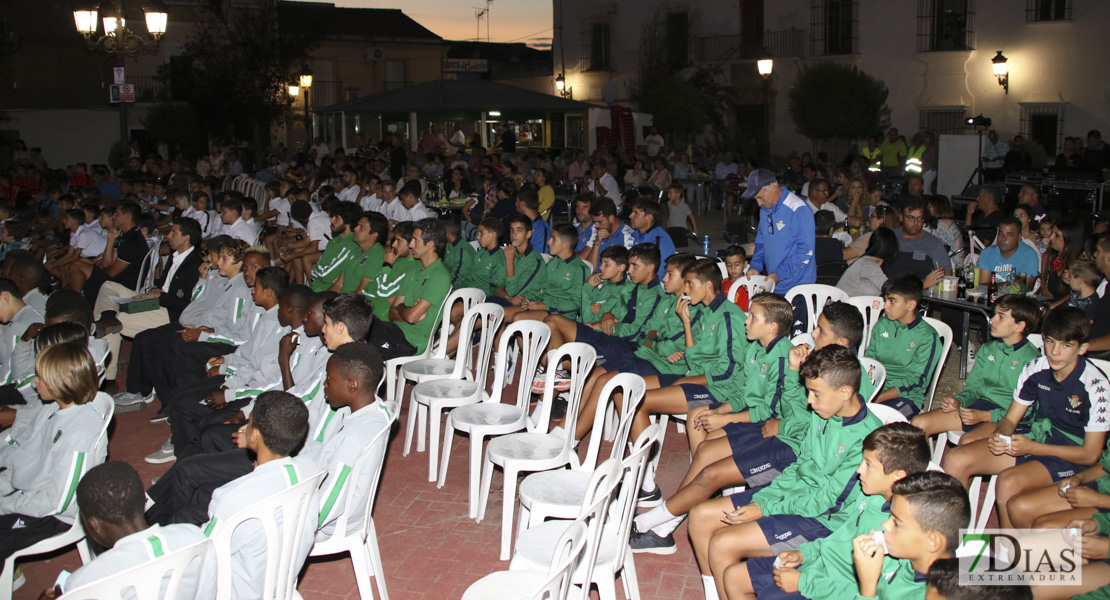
[555, 73, 572, 99]
[756, 49, 774, 79]
[992, 50, 1009, 94]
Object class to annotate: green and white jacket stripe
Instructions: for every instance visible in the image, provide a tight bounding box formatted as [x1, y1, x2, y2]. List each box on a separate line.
[0, 304, 43, 385]
[63, 523, 208, 597]
[219, 306, 289, 410]
[196, 272, 253, 345]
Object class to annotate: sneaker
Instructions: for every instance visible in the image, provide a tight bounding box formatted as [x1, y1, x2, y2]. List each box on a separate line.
[94, 312, 123, 339]
[550, 392, 569, 421]
[12, 566, 23, 591]
[150, 407, 170, 424]
[145, 441, 175, 464]
[531, 368, 571, 395]
[113, 391, 145, 407]
[629, 526, 676, 555]
[637, 485, 663, 508]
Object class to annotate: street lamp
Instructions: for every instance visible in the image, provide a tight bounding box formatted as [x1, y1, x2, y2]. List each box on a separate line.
[298, 66, 313, 149]
[73, 0, 168, 166]
[288, 83, 300, 98]
[992, 50, 1009, 94]
[757, 49, 774, 163]
[555, 73, 572, 99]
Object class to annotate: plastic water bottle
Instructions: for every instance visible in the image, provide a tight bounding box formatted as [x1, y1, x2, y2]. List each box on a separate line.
[702, 235, 710, 256]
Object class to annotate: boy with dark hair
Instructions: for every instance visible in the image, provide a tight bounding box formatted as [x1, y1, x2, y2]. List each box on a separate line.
[721, 245, 750, 309]
[925, 558, 1032, 600]
[866, 273, 941, 418]
[220, 194, 256, 245]
[943, 306, 1110, 528]
[582, 196, 636, 269]
[442, 217, 476, 288]
[695, 345, 883, 600]
[813, 209, 844, 266]
[330, 211, 386, 294]
[310, 202, 361, 292]
[913, 294, 1042, 441]
[580, 245, 630, 324]
[506, 224, 591, 323]
[467, 217, 506, 297]
[201, 391, 320, 600]
[850, 472, 970, 599]
[515, 190, 551, 253]
[46, 462, 208, 598]
[727, 423, 931, 600]
[629, 198, 676, 277]
[491, 213, 546, 307]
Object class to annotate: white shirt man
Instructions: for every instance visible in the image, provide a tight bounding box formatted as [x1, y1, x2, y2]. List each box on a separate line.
[226, 217, 258, 245]
[73, 220, 108, 257]
[586, 163, 621, 205]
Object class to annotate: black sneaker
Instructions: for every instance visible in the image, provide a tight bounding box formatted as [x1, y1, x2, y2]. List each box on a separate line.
[629, 526, 676, 555]
[550, 393, 568, 421]
[150, 407, 170, 424]
[637, 485, 663, 508]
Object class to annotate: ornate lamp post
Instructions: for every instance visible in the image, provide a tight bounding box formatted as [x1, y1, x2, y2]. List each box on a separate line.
[298, 67, 313, 149]
[757, 49, 774, 163]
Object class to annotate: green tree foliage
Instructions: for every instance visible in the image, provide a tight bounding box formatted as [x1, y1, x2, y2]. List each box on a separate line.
[157, 2, 323, 149]
[788, 62, 891, 141]
[638, 75, 712, 139]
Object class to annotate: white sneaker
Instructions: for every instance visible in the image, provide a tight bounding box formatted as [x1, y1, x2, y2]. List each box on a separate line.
[145, 439, 175, 464]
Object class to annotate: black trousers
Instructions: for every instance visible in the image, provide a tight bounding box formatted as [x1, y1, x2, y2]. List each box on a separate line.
[366, 318, 417, 362]
[126, 323, 177, 401]
[166, 375, 249, 455]
[145, 449, 253, 526]
[0, 514, 69, 562]
[177, 421, 240, 461]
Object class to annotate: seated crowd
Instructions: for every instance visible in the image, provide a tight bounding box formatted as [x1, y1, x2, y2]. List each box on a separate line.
[2, 135, 1110, 600]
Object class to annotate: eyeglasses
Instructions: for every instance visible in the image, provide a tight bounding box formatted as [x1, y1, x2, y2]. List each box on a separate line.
[904, 214, 925, 223]
[766, 213, 775, 235]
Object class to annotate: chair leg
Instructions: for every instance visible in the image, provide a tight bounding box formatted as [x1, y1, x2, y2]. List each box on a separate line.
[366, 519, 390, 600]
[403, 396, 419, 457]
[978, 476, 998, 533]
[477, 454, 495, 523]
[416, 403, 428, 453]
[968, 476, 983, 531]
[500, 465, 519, 560]
[347, 538, 377, 600]
[437, 420, 456, 489]
[427, 403, 443, 482]
[593, 567, 617, 600]
[517, 502, 531, 542]
[469, 434, 486, 520]
[621, 551, 642, 600]
[0, 556, 15, 600]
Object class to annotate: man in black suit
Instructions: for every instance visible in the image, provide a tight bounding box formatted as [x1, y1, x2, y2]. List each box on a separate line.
[101, 217, 205, 409]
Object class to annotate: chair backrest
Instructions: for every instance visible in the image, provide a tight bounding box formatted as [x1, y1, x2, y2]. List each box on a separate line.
[469, 240, 481, 250]
[868, 402, 909, 424]
[540, 253, 553, 264]
[90, 391, 115, 465]
[59, 537, 211, 600]
[607, 426, 661, 580]
[1088, 358, 1110, 379]
[922, 316, 953, 412]
[212, 470, 327, 600]
[846, 295, 884, 357]
[485, 321, 551, 412]
[137, 234, 163, 292]
[318, 400, 399, 546]
[1027, 333, 1044, 355]
[728, 275, 775, 305]
[784, 284, 850, 334]
[581, 373, 646, 470]
[450, 303, 505, 384]
[859, 358, 887, 403]
[531, 343, 597, 458]
[568, 458, 623, 600]
[428, 288, 486, 359]
[528, 521, 588, 600]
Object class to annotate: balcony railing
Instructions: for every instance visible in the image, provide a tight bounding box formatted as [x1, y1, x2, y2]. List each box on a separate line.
[309, 80, 345, 109]
[129, 75, 166, 102]
[693, 28, 804, 63]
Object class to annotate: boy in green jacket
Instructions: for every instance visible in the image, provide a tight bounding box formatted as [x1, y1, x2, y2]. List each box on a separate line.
[365, 222, 417, 321]
[442, 218, 475, 288]
[912, 294, 1042, 441]
[490, 214, 546, 307]
[506, 224, 592, 322]
[310, 202, 361, 292]
[330, 211, 386, 294]
[727, 423, 931, 600]
[925, 559, 1033, 600]
[467, 217, 506, 298]
[850, 471, 970, 600]
[865, 273, 942, 418]
[579, 245, 630, 324]
[693, 345, 883, 600]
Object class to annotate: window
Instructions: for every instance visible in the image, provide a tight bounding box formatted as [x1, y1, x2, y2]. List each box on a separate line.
[919, 107, 968, 136]
[917, 0, 974, 52]
[385, 61, 406, 91]
[1020, 103, 1065, 155]
[810, 0, 858, 56]
[587, 21, 612, 70]
[1027, 0, 1070, 21]
[665, 12, 689, 69]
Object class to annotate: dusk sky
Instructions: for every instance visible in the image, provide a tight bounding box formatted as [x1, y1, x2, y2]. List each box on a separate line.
[309, 0, 553, 48]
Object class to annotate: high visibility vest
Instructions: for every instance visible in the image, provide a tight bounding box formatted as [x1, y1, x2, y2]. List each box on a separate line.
[905, 145, 926, 174]
[862, 146, 882, 172]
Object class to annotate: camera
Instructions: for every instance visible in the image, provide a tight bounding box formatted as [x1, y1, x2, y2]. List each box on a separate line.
[966, 114, 992, 128]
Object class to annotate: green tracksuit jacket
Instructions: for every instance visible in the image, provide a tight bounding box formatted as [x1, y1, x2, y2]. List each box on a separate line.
[366, 256, 417, 320]
[535, 255, 592, 317]
[610, 280, 667, 344]
[797, 493, 891, 600]
[861, 556, 929, 600]
[310, 232, 358, 292]
[580, 277, 630, 324]
[338, 243, 385, 294]
[864, 314, 941, 410]
[720, 335, 789, 418]
[444, 238, 476, 288]
[635, 296, 700, 376]
[468, 247, 506, 297]
[955, 337, 1040, 421]
[778, 356, 877, 452]
[752, 401, 883, 530]
[493, 246, 546, 299]
[683, 294, 752, 405]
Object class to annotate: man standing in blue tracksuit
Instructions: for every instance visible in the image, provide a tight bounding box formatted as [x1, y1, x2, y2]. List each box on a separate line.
[744, 168, 816, 294]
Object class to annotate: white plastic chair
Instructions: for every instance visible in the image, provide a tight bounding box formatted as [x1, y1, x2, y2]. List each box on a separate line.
[478, 342, 597, 560]
[846, 295, 884, 356]
[306, 400, 399, 600]
[922, 316, 954, 413]
[385, 287, 485, 409]
[784, 284, 849, 333]
[510, 426, 661, 600]
[868, 402, 909, 425]
[461, 521, 588, 600]
[439, 321, 551, 520]
[967, 473, 998, 533]
[212, 470, 327, 600]
[58, 537, 211, 600]
[518, 374, 646, 527]
[0, 392, 114, 600]
[727, 275, 775, 305]
[1027, 334, 1044, 354]
[137, 232, 164, 292]
[409, 303, 505, 481]
[859, 357, 887, 403]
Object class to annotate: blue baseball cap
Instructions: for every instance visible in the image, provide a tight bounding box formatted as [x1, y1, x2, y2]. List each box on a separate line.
[740, 168, 778, 199]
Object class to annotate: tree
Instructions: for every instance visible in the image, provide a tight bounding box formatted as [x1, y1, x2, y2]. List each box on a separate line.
[142, 102, 206, 159]
[788, 62, 891, 142]
[157, 1, 323, 154]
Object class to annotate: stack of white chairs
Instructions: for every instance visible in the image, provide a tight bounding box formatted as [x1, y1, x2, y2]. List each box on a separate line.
[439, 321, 552, 519]
[477, 343, 597, 560]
